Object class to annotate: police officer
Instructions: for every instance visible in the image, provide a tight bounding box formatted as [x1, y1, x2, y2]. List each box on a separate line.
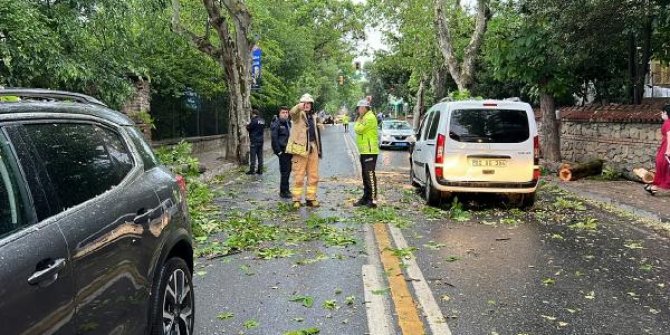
[246, 109, 265, 174]
[271, 106, 292, 198]
[353, 98, 379, 208]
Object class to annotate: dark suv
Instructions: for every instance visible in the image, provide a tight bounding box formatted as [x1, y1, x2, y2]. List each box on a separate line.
[0, 89, 194, 334]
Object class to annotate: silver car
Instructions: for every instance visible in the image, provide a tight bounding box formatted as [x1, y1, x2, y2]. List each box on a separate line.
[379, 120, 416, 149]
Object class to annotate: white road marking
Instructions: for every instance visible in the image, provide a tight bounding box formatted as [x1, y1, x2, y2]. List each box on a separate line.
[388, 224, 453, 335]
[346, 132, 397, 335]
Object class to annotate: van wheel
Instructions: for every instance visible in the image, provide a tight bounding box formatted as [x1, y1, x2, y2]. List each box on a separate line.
[409, 163, 419, 187]
[520, 192, 536, 209]
[424, 171, 441, 206]
[150, 257, 195, 335]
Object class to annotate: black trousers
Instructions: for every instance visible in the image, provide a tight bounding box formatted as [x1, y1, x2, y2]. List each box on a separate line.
[360, 154, 378, 201]
[279, 152, 292, 193]
[249, 142, 263, 172]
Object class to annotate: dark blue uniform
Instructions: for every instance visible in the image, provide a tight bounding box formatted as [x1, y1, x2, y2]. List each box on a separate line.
[271, 118, 292, 196]
[246, 115, 265, 174]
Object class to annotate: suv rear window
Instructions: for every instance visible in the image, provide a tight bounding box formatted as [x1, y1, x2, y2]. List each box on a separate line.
[448, 109, 529, 143]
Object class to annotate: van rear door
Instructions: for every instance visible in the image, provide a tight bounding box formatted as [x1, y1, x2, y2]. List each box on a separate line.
[444, 106, 534, 183]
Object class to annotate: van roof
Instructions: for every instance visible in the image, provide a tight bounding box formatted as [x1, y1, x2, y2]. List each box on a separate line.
[436, 99, 532, 110]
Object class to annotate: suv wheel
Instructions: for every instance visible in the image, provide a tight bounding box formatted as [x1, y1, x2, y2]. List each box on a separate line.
[424, 171, 441, 206]
[150, 257, 194, 335]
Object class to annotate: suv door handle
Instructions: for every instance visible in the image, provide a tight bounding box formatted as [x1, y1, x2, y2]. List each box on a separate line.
[28, 258, 66, 286]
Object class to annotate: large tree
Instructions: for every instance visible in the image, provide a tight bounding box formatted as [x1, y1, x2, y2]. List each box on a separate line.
[433, 0, 491, 91]
[171, 0, 254, 163]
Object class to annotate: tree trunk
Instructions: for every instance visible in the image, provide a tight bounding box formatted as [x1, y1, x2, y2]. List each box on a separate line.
[412, 76, 427, 130]
[558, 159, 604, 181]
[222, 55, 251, 163]
[628, 33, 636, 104]
[431, 64, 449, 101]
[635, 10, 653, 105]
[433, 0, 490, 92]
[172, 0, 253, 164]
[540, 91, 561, 162]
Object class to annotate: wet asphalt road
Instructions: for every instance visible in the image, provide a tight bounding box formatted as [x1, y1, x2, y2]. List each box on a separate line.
[194, 125, 372, 335]
[195, 125, 670, 335]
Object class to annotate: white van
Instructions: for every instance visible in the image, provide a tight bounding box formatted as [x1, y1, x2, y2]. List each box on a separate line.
[409, 99, 540, 207]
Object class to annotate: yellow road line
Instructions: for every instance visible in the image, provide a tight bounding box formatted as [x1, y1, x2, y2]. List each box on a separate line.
[373, 223, 426, 335]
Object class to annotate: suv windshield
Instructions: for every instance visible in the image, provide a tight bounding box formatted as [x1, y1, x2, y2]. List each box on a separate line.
[448, 109, 529, 143]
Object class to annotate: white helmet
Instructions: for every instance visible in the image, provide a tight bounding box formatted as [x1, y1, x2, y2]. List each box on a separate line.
[300, 93, 314, 103]
[356, 99, 370, 108]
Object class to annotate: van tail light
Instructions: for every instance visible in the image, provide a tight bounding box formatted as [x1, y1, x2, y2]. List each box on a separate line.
[435, 133, 446, 179]
[176, 174, 187, 195]
[533, 135, 540, 165]
[533, 135, 540, 181]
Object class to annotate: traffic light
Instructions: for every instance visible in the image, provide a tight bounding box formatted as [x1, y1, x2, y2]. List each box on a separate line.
[354, 62, 361, 70]
[338, 75, 344, 86]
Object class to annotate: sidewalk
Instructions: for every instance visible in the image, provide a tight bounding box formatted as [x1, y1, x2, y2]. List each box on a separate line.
[193, 139, 275, 182]
[545, 175, 670, 223]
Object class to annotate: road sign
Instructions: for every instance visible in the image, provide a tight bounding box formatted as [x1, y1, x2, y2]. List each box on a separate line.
[251, 46, 262, 90]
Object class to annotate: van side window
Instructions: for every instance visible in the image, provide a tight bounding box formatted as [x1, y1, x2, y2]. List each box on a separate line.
[416, 113, 428, 139]
[12, 123, 135, 219]
[426, 111, 441, 140]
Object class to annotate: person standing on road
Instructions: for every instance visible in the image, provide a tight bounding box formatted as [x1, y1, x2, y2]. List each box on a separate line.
[354, 98, 379, 208]
[285, 93, 322, 208]
[645, 104, 670, 195]
[341, 113, 350, 133]
[246, 109, 265, 175]
[271, 106, 293, 198]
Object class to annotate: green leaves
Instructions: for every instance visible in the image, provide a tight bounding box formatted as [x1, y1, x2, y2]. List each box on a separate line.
[289, 295, 315, 308]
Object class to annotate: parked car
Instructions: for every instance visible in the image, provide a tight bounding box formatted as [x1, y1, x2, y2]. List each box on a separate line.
[0, 88, 194, 334]
[410, 99, 540, 207]
[378, 119, 416, 149]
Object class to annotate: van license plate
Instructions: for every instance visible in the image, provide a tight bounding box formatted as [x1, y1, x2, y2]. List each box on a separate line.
[471, 159, 507, 168]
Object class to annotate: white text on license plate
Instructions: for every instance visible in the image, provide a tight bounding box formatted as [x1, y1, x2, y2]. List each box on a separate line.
[471, 159, 507, 167]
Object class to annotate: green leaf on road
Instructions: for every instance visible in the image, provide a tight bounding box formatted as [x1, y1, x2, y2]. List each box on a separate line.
[217, 312, 234, 320]
[584, 291, 596, 300]
[624, 241, 644, 250]
[243, 319, 259, 329]
[283, 328, 320, 335]
[445, 256, 461, 262]
[424, 241, 447, 250]
[372, 288, 390, 295]
[323, 300, 337, 310]
[289, 295, 315, 308]
[344, 295, 356, 306]
[542, 278, 555, 286]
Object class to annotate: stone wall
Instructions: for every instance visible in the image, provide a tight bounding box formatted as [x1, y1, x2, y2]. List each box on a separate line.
[560, 122, 660, 168]
[121, 77, 151, 116]
[555, 104, 664, 170]
[121, 76, 152, 139]
[151, 131, 272, 157]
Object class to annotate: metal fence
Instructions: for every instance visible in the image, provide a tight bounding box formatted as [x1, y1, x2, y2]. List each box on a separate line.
[151, 91, 229, 140]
